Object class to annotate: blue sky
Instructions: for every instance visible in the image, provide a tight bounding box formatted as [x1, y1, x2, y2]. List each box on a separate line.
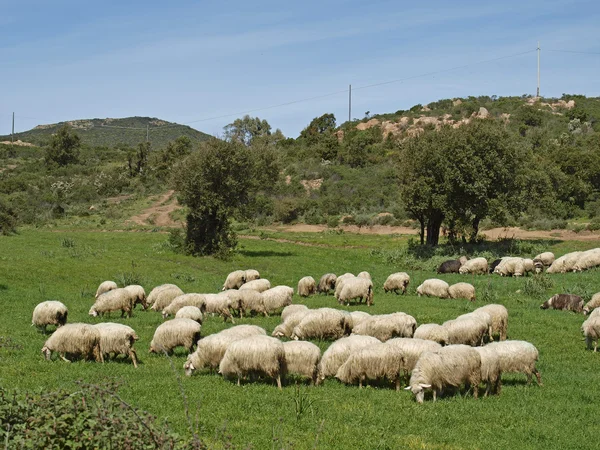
[1, 0, 599, 138]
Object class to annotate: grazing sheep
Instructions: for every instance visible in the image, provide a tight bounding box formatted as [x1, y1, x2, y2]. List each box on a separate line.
[533, 259, 545, 274]
[590, 308, 600, 320]
[291, 308, 352, 340]
[161, 294, 207, 318]
[335, 343, 404, 390]
[484, 340, 542, 385]
[149, 318, 201, 355]
[223, 270, 246, 290]
[89, 288, 135, 318]
[386, 338, 442, 380]
[582, 315, 600, 351]
[283, 341, 321, 384]
[93, 323, 139, 368]
[352, 313, 416, 341]
[413, 324, 449, 346]
[149, 285, 185, 312]
[244, 269, 261, 282]
[272, 309, 311, 338]
[474, 304, 508, 340]
[547, 251, 582, 274]
[583, 293, 600, 315]
[455, 311, 493, 340]
[297, 276, 316, 297]
[416, 279, 449, 299]
[534, 252, 555, 267]
[337, 277, 374, 306]
[281, 304, 309, 322]
[459, 257, 488, 275]
[334, 273, 356, 298]
[489, 258, 503, 274]
[473, 345, 502, 396]
[349, 311, 372, 327]
[317, 273, 337, 294]
[238, 289, 266, 316]
[96, 281, 118, 299]
[219, 335, 285, 389]
[184, 325, 267, 376]
[493, 257, 523, 277]
[573, 248, 600, 272]
[32, 301, 68, 332]
[41, 323, 102, 363]
[204, 293, 235, 322]
[317, 335, 381, 384]
[175, 306, 203, 323]
[522, 259, 535, 276]
[123, 285, 147, 310]
[405, 344, 482, 403]
[222, 289, 244, 316]
[448, 282, 476, 301]
[239, 279, 271, 293]
[383, 272, 410, 294]
[437, 257, 466, 274]
[540, 294, 583, 313]
[357, 271, 372, 281]
[443, 317, 488, 346]
[262, 286, 294, 316]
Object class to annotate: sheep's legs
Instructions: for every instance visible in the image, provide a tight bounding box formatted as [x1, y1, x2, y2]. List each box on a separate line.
[60, 353, 71, 363]
[395, 378, 400, 392]
[130, 350, 138, 368]
[276, 375, 282, 390]
[432, 390, 437, 402]
[534, 369, 542, 386]
[237, 377, 241, 386]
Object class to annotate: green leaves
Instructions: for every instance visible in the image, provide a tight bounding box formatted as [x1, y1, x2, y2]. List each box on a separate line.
[44, 125, 81, 167]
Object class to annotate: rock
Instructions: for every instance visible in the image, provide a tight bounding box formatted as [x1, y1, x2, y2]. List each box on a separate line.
[356, 118, 380, 131]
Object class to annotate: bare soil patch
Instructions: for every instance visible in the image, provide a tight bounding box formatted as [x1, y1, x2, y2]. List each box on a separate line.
[128, 190, 181, 227]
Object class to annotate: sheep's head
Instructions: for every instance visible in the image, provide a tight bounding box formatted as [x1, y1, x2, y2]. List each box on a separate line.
[88, 307, 98, 317]
[583, 307, 590, 315]
[41, 346, 51, 360]
[184, 360, 195, 376]
[404, 383, 430, 403]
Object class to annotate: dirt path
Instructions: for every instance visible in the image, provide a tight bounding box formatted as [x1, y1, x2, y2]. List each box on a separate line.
[128, 190, 181, 227]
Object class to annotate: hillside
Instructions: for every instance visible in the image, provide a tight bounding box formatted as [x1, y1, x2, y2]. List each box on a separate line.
[0, 116, 212, 149]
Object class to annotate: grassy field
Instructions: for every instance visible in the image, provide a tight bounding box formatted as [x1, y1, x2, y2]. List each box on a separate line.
[1, 228, 599, 449]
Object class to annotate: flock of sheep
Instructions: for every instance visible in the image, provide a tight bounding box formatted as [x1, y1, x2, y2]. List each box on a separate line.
[30, 247, 600, 403]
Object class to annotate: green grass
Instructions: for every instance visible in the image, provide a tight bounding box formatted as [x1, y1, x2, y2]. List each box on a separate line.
[1, 229, 599, 448]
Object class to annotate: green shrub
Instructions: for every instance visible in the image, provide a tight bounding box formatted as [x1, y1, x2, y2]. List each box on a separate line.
[326, 215, 339, 228]
[523, 275, 554, 298]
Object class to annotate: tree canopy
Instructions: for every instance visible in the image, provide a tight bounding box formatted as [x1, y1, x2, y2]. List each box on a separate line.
[44, 125, 80, 167]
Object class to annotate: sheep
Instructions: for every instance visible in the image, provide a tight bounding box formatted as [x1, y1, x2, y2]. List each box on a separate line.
[442, 317, 488, 346]
[473, 345, 502, 396]
[219, 335, 285, 389]
[349, 311, 371, 327]
[175, 306, 203, 323]
[317, 335, 381, 384]
[283, 341, 321, 384]
[89, 288, 135, 318]
[522, 259, 535, 276]
[239, 279, 271, 293]
[437, 256, 467, 274]
[448, 282, 476, 301]
[238, 289, 266, 316]
[223, 270, 246, 290]
[405, 344, 481, 403]
[416, 279, 449, 299]
[161, 293, 207, 318]
[261, 286, 294, 316]
[385, 338, 442, 381]
[244, 269, 261, 282]
[93, 323, 139, 368]
[334, 273, 356, 298]
[336, 277, 374, 306]
[582, 315, 600, 351]
[32, 301, 68, 332]
[183, 325, 267, 376]
[583, 293, 600, 315]
[281, 304, 309, 322]
[540, 294, 583, 313]
[534, 252, 555, 267]
[291, 308, 352, 340]
[41, 323, 102, 363]
[146, 284, 180, 308]
[413, 324, 449, 346]
[547, 251, 582, 274]
[221, 289, 243, 317]
[352, 313, 416, 341]
[493, 257, 523, 277]
[317, 273, 337, 294]
[383, 272, 410, 294]
[272, 309, 311, 338]
[489, 258, 503, 274]
[573, 248, 600, 272]
[123, 285, 147, 310]
[458, 257, 488, 275]
[297, 276, 316, 297]
[455, 311, 493, 340]
[149, 285, 185, 312]
[149, 318, 202, 355]
[357, 271, 372, 280]
[204, 293, 235, 322]
[474, 304, 508, 340]
[335, 343, 404, 390]
[484, 340, 542, 385]
[96, 281, 118, 299]
[533, 259, 545, 274]
[590, 308, 600, 320]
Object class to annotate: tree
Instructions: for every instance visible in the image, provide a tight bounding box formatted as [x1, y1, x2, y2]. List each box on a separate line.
[298, 113, 339, 160]
[44, 125, 80, 167]
[127, 141, 151, 177]
[0, 196, 17, 235]
[154, 136, 193, 180]
[223, 115, 273, 146]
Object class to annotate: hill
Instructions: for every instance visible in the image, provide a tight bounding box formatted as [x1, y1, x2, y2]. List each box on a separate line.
[0, 116, 212, 149]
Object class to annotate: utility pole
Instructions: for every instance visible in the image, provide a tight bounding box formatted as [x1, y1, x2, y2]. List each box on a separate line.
[537, 41, 540, 98]
[146, 124, 149, 142]
[11, 112, 14, 145]
[348, 84, 352, 123]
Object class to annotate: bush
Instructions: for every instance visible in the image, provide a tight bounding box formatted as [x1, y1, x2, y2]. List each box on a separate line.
[522, 275, 554, 298]
[326, 216, 339, 228]
[0, 196, 18, 235]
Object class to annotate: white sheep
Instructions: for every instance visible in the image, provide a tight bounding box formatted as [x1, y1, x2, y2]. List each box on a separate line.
[352, 313, 416, 341]
[175, 306, 203, 323]
[534, 252, 555, 267]
[573, 248, 600, 272]
[146, 284, 180, 308]
[89, 288, 135, 318]
[357, 271, 372, 280]
[283, 341, 321, 384]
[149, 318, 202, 355]
[522, 259, 535, 276]
[442, 316, 488, 346]
[455, 311, 493, 340]
[583, 293, 600, 315]
[484, 340, 542, 385]
[349, 311, 372, 327]
[297, 276, 316, 297]
[336, 277, 374, 306]
[204, 293, 235, 322]
[405, 344, 482, 403]
[448, 282, 476, 301]
[262, 286, 294, 316]
[416, 279, 449, 299]
[272, 309, 311, 338]
[41, 323, 102, 363]
[334, 273, 356, 298]
[149, 285, 185, 311]
[239, 279, 271, 293]
[493, 257, 526, 277]
[281, 304, 309, 322]
[222, 289, 244, 317]
[385, 337, 442, 381]
[383, 272, 410, 295]
[458, 257, 488, 275]
[317, 335, 381, 384]
[582, 315, 600, 351]
[32, 301, 68, 332]
[335, 342, 403, 390]
[547, 251, 582, 274]
[291, 308, 352, 340]
[123, 285, 147, 310]
[95, 281, 118, 299]
[161, 293, 207, 318]
[474, 304, 508, 340]
[219, 335, 285, 389]
[317, 273, 337, 294]
[222, 270, 246, 290]
[413, 324, 449, 346]
[244, 269, 261, 282]
[473, 345, 502, 396]
[238, 289, 266, 316]
[93, 323, 139, 368]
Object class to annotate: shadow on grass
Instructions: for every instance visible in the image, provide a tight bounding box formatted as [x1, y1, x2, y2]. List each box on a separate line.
[238, 250, 294, 257]
[0, 283, 7, 290]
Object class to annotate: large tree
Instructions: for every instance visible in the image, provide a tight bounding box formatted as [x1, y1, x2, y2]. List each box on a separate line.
[44, 125, 80, 167]
[223, 115, 281, 146]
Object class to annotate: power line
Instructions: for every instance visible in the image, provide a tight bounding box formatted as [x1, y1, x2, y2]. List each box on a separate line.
[547, 49, 600, 56]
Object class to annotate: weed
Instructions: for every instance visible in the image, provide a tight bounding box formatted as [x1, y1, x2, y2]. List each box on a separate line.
[292, 383, 316, 421]
[523, 275, 555, 298]
[60, 237, 75, 248]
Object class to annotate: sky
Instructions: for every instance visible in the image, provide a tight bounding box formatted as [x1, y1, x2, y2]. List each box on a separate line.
[1, 0, 599, 138]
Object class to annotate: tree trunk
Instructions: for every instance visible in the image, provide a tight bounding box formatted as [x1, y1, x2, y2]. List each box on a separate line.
[470, 216, 481, 243]
[426, 214, 443, 246]
[419, 218, 425, 245]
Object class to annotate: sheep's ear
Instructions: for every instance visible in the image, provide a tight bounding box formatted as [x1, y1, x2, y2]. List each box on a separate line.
[404, 386, 412, 391]
[419, 383, 431, 389]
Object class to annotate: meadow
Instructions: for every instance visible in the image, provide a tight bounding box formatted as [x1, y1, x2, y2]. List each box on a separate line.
[1, 228, 599, 449]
